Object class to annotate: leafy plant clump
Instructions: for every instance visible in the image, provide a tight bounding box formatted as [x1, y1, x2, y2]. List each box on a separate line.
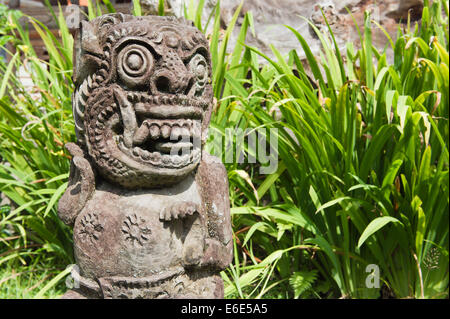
[1, 2, 75, 296]
[217, 0, 449, 299]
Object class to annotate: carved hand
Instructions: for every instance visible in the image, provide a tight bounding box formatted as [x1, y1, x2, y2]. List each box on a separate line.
[159, 201, 200, 221]
[58, 143, 95, 227]
[159, 201, 205, 267]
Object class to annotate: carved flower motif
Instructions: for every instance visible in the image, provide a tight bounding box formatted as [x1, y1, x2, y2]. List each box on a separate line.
[122, 214, 152, 247]
[79, 212, 104, 243]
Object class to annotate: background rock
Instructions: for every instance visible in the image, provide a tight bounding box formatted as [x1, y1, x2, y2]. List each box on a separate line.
[140, 0, 424, 64]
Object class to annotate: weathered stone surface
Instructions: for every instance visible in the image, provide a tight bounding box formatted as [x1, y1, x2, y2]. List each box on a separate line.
[140, 0, 423, 63]
[58, 13, 232, 299]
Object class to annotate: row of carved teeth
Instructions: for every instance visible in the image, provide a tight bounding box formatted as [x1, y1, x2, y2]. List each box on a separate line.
[116, 136, 200, 168]
[139, 119, 201, 140]
[127, 92, 208, 109]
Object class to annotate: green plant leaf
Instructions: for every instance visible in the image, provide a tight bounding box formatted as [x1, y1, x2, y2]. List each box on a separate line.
[358, 217, 403, 249]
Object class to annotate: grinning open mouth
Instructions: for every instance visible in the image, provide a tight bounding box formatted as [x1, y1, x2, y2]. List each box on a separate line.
[108, 89, 204, 169]
[114, 118, 202, 168]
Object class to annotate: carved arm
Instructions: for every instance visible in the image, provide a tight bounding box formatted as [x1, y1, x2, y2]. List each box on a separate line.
[196, 151, 233, 270]
[58, 143, 95, 227]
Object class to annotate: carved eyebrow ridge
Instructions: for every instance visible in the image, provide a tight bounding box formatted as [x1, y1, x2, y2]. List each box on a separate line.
[182, 47, 210, 63]
[114, 38, 160, 58]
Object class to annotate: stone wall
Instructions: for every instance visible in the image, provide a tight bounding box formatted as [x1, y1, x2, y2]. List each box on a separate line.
[140, 0, 424, 62]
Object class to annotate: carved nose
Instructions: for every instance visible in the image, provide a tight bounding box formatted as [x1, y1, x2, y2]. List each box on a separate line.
[154, 71, 192, 94]
[152, 49, 194, 95]
[153, 71, 193, 95]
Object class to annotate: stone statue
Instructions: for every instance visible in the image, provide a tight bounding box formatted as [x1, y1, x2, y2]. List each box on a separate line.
[58, 13, 233, 299]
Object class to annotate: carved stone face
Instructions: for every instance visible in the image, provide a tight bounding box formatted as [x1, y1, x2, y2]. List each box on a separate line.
[73, 14, 213, 188]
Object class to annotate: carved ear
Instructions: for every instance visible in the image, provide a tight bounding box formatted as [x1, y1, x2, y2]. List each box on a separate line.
[80, 20, 103, 56]
[72, 20, 83, 85]
[73, 20, 103, 86]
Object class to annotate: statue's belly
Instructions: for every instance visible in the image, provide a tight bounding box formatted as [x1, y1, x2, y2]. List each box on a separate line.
[73, 178, 201, 279]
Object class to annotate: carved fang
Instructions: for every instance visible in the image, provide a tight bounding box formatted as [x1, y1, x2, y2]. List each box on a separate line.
[114, 87, 138, 148]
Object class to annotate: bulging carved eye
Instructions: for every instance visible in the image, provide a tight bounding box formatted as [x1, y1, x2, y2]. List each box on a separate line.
[117, 44, 154, 88]
[188, 54, 208, 93]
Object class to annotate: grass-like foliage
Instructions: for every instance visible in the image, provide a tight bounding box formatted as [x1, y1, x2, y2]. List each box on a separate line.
[216, 0, 449, 299]
[0, 1, 75, 281]
[0, 0, 448, 298]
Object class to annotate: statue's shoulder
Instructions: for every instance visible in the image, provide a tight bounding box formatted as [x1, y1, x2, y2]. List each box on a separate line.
[196, 151, 229, 211]
[197, 151, 227, 181]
